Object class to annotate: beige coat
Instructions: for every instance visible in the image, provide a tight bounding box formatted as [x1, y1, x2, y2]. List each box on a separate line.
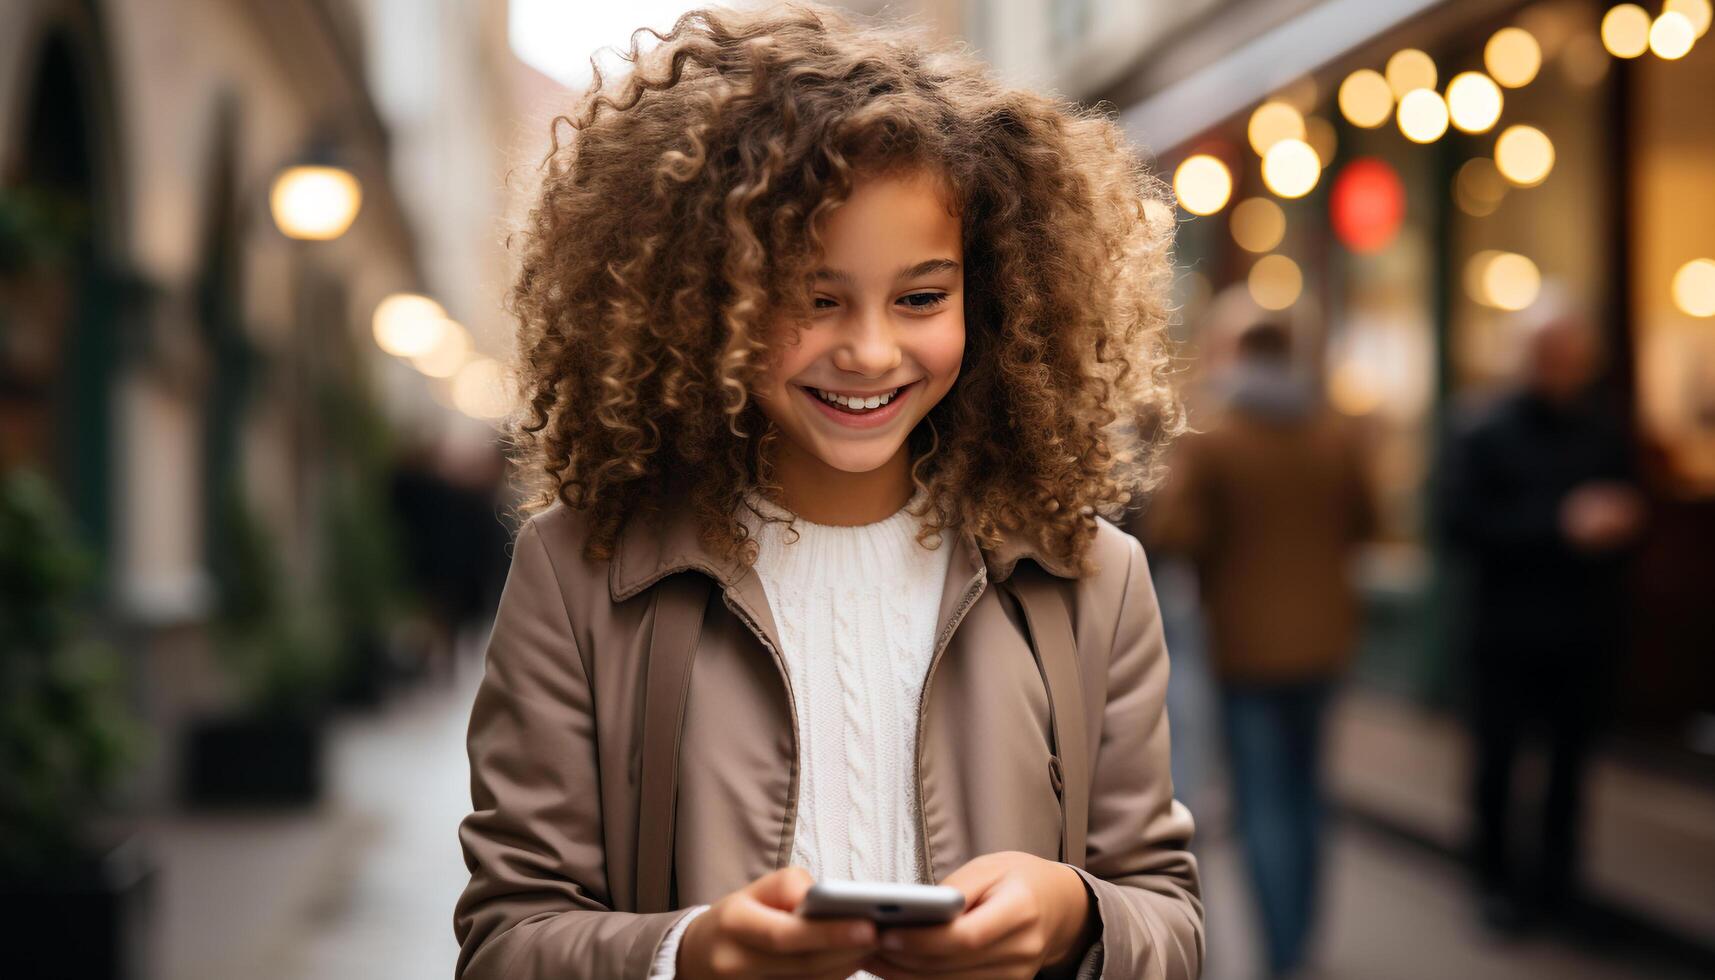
[453, 502, 1203, 979]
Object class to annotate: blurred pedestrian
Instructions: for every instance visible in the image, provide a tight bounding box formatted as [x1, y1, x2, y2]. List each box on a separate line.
[387, 433, 510, 685]
[1135, 319, 1375, 978]
[1438, 293, 1643, 933]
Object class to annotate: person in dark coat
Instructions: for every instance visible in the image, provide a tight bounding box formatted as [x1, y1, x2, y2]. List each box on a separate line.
[1438, 295, 1644, 931]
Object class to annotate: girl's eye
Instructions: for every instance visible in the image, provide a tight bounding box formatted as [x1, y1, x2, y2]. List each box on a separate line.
[899, 292, 949, 310]
[812, 297, 839, 310]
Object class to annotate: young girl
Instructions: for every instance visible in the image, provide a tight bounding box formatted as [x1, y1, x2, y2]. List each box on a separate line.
[454, 5, 1201, 979]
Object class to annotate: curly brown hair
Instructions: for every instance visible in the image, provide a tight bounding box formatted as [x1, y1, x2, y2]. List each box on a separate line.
[509, 1, 1182, 574]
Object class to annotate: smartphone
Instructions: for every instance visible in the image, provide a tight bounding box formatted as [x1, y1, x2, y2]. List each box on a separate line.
[797, 879, 966, 927]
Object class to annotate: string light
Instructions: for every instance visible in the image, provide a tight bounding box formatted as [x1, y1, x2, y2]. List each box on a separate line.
[1231, 198, 1287, 253]
[1650, 10, 1696, 58]
[269, 165, 362, 240]
[1262, 139, 1322, 198]
[412, 319, 473, 378]
[1385, 49, 1438, 98]
[1484, 27, 1542, 88]
[373, 293, 448, 357]
[1248, 254, 1303, 311]
[1466, 251, 1541, 310]
[1602, 4, 1652, 57]
[1666, 0, 1712, 38]
[1249, 101, 1307, 156]
[1446, 72, 1504, 134]
[1338, 69, 1394, 128]
[1455, 158, 1508, 217]
[1398, 89, 1450, 143]
[1494, 125, 1555, 187]
[1174, 154, 1233, 216]
[1673, 259, 1715, 317]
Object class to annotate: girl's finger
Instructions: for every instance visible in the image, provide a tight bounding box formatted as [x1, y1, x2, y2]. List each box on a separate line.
[749, 944, 882, 978]
[727, 896, 878, 954]
[860, 950, 1035, 980]
[878, 880, 1034, 958]
[750, 865, 816, 910]
[864, 924, 1037, 975]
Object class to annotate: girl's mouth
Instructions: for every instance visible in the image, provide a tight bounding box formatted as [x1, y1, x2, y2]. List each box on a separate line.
[797, 380, 918, 429]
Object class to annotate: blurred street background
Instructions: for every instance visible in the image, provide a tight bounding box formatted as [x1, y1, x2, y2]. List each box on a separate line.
[2, 0, 1713, 977]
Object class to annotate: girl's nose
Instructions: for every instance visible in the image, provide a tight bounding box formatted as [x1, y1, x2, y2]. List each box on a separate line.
[830, 307, 904, 377]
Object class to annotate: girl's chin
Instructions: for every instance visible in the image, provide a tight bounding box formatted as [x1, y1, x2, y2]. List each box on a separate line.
[800, 439, 910, 475]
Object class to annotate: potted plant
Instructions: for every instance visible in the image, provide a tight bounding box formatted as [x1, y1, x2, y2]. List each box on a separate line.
[317, 383, 408, 707]
[0, 469, 153, 978]
[180, 490, 340, 807]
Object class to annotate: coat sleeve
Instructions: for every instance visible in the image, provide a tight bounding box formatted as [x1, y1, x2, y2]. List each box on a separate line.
[1067, 531, 1204, 980]
[453, 518, 698, 978]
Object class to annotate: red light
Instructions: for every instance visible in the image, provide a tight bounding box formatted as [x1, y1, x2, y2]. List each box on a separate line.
[1330, 158, 1405, 254]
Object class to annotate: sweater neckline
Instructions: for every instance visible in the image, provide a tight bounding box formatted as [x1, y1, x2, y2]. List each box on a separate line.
[744, 487, 930, 533]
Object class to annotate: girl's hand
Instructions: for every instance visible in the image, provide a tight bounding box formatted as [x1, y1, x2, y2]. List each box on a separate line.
[677, 866, 879, 979]
[859, 851, 1098, 980]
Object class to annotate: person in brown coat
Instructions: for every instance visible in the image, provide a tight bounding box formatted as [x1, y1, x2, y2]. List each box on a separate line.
[1134, 319, 1374, 977]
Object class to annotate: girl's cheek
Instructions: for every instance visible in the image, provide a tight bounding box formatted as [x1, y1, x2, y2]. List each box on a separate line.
[917, 323, 966, 383]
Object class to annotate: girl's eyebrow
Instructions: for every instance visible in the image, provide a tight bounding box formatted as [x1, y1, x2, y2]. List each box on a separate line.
[813, 258, 961, 284]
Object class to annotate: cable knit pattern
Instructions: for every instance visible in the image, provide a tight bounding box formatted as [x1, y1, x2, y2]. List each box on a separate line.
[646, 490, 950, 979]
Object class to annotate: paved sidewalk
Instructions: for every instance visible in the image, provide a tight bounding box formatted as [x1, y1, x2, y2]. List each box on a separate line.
[148, 651, 480, 980]
[1200, 817, 1707, 980]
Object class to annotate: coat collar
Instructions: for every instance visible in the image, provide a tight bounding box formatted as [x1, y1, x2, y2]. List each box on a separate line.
[607, 499, 1077, 605]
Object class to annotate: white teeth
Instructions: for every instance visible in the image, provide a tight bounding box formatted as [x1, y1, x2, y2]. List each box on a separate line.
[815, 386, 900, 411]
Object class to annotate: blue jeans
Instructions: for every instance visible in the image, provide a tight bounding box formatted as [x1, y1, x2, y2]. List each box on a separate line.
[1221, 679, 1336, 977]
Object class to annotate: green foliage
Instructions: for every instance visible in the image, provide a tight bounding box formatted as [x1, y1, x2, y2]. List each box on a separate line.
[210, 489, 340, 718]
[0, 186, 88, 275]
[0, 470, 143, 877]
[315, 371, 406, 641]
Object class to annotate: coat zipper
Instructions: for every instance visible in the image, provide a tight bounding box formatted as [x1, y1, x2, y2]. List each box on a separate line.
[911, 564, 988, 883]
[718, 563, 990, 880]
[716, 589, 803, 871]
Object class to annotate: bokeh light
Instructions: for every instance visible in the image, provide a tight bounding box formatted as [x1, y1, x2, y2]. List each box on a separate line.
[1561, 32, 1613, 87]
[1385, 49, 1438, 99]
[1666, 0, 1713, 37]
[1249, 101, 1308, 157]
[1330, 158, 1405, 254]
[269, 165, 362, 241]
[1484, 27, 1542, 88]
[1174, 154, 1233, 215]
[1602, 4, 1652, 57]
[451, 357, 517, 419]
[1275, 76, 1321, 113]
[1248, 254, 1304, 310]
[1446, 72, 1504, 134]
[1231, 198, 1287, 253]
[1650, 11, 1696, 59]
[372, 293, 449, 357]
[1338, 69, 1394, 128]
[1455, 158, 1508, 216]
[1466, 251, 1542, 310]
[1305, 117, 1339, 168]
[411, 319, 473, 378]
[1397, 88, 1450, 143]
[1329, 360, 1384, 416]
[1672, 258, 1715, 317]
[1495, 125, 1555, 186]
[1262, 139, 1322, 199]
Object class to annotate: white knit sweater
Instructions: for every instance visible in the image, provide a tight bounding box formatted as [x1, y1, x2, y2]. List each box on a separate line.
[649, 490, 950, 978]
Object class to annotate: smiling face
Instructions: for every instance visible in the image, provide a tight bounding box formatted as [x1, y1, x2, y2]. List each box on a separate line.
[753, 166, 966, 480]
